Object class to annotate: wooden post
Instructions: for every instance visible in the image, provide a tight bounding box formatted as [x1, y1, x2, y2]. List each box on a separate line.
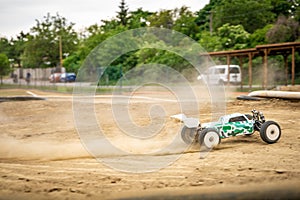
[59, 36, 63, 72]
[239, 56, 243, 90]
[283, 55, 288, 86]
[292, 46, 295, 86]
[248, 53, 253, 90]
[263, 48, 268, 89]
[206, 55, 209, 68]
[227, 54, 231, 86]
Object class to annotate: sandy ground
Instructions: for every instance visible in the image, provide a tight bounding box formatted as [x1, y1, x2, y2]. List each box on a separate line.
[0, 88, 299, 199]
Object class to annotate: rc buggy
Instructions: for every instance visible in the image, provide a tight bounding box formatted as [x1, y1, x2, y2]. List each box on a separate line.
[180, 109, 281, 149]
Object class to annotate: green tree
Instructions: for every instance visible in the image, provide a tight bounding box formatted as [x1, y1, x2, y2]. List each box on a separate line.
[0, 53, 10, 84]
[22, 13, 78, 70]
[128, 8, 152, 28]
[195, 0, 223, 32]
[266, 15, 300, 43]
[78, 20, 127, 58]
[271, 0, 299, 18]
[63, 53, 81, 73]
[65, 13, 131, 74]
[173, 6, 200, 40]
[295, 3, 300, 22]
[198, 31, 222, 52]
[84, 24, 102, 37]
[249, 24, 273, 47]
[214, 0, 275, 33]
[217, 23, 250, 50]
[10, 32, 29, 69]
[0, 37, 11, 56]
[148, 10, 174, 29]
[117, 0, 129, 26]
[0, 33, 28, 75]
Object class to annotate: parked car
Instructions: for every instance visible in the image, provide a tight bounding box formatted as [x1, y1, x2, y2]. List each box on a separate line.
[60, 73, 76, 82]
[197, 65, 241, 85]
[49, 73, 62, 83]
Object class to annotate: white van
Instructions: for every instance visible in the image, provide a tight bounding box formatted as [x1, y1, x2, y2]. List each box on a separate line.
[197, 65, 241, 85]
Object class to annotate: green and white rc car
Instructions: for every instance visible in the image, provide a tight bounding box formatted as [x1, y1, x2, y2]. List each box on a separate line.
[180, 109, 281, 149]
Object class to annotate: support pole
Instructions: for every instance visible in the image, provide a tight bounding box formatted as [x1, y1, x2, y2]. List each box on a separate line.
[292, 47, 295, 86]
[248, 53, 253, 90]
[283, 54, 288, 86]
[263, 49, 268, 89]
[206, 55, 210, 68]
[239, 56, 243, 90]
[227, 54, 231, 86]
[59, 36, 63, 72]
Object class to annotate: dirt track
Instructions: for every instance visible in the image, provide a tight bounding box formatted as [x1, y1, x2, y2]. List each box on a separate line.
[0, 89, 299, 199]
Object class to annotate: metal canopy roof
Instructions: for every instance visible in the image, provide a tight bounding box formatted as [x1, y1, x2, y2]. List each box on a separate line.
[201, 42, 300, 88]
[205, 42, 300, 57]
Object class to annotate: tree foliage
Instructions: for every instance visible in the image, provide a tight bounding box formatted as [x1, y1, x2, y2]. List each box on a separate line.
[198, 31, 222, 52]
[0, 38, 11, 56]
[128, 8, 152, 29]
[22, 13, 78, 69]
[3, 0, 300, 84]
[213, 0, 275, 33]
[0, 32, 28, 70]
[195, 0, 223, 32]
[249, 24, 273, 47]
[271, 0, 300, 18]
[0, 53, 10, 84]
[148, 10, 174, 29]
[217, 23, 250, 50]
[198, 23, 250, 51]
[266, 15, 300, 43]
[116, 0, 129, 26]
[10, 32, 29, 68]
[173, 6, 199, 40]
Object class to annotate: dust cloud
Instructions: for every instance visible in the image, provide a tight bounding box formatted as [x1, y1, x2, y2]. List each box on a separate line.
[0, 135, 91, 161]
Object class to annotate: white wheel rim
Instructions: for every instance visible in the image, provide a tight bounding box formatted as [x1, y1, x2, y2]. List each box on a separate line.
[266, 124, 280, 141]
[203, 131, 219, 148]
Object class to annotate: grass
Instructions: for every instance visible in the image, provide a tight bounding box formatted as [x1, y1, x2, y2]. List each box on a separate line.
[2, 80, 299, 96]
[235, 87, 265, 92]
[0, 83, 127, 95]
[0, 88, 29, 96]
[0, 84, 73, 94]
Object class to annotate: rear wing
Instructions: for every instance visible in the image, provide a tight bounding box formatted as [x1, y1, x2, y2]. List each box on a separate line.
[170, 113, 200, 128]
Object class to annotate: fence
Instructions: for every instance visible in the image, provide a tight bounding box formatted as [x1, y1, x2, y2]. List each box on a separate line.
[12, 67, 66, 81]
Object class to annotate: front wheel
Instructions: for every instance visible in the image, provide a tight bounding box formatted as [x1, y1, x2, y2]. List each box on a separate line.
[199, 128, 221, 149]
[260, 121, 281, 144]
[181, 126, 196, 144]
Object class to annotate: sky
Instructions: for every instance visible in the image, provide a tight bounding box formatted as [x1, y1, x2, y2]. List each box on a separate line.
[0, 0, 210, 38]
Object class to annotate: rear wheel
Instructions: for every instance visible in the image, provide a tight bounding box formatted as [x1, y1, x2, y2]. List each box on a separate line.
[199, 128, 221, 149]
[260, 121, 281, 144]
[181, 126, 196, 144]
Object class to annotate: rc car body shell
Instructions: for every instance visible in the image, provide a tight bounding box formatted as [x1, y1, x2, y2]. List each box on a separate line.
[202, 113, 255, 138]
[178, 110, 281, 147]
